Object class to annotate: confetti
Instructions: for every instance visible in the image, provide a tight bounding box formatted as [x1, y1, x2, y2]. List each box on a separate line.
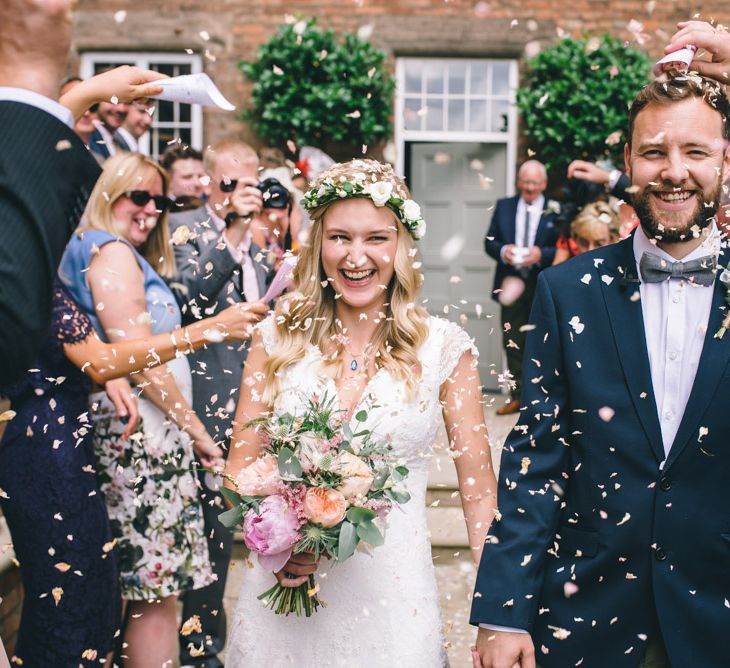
[51, 587, 63, 606]
[113, 10, 127, 23]
[0, 410, 16, 423]
[181, 614, 202, 636]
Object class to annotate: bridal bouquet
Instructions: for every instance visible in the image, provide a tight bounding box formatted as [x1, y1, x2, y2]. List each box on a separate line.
[219, 394, 410, 616]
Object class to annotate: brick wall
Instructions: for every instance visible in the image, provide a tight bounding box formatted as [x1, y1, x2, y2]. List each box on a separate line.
[70, 1, 730, 151]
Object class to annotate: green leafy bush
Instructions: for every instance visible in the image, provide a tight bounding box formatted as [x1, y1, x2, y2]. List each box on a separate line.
[516, 35, 651, 171]
[240, 18, 395, 149]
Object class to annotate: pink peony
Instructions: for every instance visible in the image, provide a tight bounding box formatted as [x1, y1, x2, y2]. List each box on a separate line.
[243, 495, 301, 572]
[303, 487, 347, 527]
[236, 455, 281, 497]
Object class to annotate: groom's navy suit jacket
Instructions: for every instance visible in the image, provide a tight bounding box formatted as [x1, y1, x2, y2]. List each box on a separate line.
[484, 195, 558, 302]
[471, 235, 730, 667]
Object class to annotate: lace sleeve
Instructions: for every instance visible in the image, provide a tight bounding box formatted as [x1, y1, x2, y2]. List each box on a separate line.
[52, 280, 94, 347]
[255, 315, 278, 355]
[436, 318, 479, 386]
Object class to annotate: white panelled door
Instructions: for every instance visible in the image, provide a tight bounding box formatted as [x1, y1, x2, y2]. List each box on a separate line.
[409, 143, 506, 390]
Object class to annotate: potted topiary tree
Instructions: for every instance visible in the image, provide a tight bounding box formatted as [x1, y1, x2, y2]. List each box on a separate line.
[240, 17, 395, 161]
[517, 35, 652, 174]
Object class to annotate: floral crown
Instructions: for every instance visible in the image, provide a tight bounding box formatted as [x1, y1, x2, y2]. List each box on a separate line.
[301, 159, 426, 240]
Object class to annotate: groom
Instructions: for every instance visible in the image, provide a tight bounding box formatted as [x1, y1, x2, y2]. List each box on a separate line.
[472, 75, 730, 667]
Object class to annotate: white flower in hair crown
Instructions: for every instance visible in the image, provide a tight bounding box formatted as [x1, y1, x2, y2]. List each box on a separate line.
[302, 173, 427, 240]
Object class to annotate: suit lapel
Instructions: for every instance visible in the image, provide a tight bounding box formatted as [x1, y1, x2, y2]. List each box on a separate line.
[506, 196, 519, 244]
[665, 264, 730, 469]
[533, 211, 553, 246]
[250, 242, 271, 299]
[598, 238, 665, 463]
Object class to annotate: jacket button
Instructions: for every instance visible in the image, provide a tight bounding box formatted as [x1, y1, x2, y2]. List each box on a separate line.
[658, 477, 671, 491]
[655, 546, 667, 561]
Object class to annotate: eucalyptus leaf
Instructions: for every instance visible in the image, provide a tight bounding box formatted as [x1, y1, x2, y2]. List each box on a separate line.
[356, 519, 384, 546]
[218, 505, 245, 529]
[346, 506, 377, 524]
[278, 447, 303, 481]
[337, 521, 359, 561]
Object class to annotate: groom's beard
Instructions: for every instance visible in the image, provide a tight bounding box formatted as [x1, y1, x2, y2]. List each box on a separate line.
[634, 179, 722, 243]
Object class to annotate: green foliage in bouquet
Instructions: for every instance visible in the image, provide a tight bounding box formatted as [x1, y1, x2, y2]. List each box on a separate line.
[240, 17, 395, 148]
[219, 393, 410, 616]
[516, 35, 651, 171]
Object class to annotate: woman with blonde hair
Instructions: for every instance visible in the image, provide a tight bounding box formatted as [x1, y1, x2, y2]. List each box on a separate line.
[224, 159, 498, 666]
[59, 152, 267, 666]
[553, 200, 620, 263]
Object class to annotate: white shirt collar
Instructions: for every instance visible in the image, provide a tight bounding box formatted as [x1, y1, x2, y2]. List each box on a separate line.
[0, 87, 74, 127]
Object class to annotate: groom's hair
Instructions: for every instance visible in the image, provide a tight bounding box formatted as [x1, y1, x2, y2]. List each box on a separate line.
[627, 75, 730, 148]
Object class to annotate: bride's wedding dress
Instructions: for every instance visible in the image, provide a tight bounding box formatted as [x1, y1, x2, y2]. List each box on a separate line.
[226, 315, 477, 667]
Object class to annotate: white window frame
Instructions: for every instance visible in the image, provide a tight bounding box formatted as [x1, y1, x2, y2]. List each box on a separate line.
[395, 57, 518, 194]
[79, 51, 203, 158]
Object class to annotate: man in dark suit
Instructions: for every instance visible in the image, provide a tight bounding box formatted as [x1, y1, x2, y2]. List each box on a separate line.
[88, 97, 130, 161]
[0, 0, 101, 385]
[484, 160, 558, 414]
[168, 139, 271, 668]
[473, 75, 730, 668]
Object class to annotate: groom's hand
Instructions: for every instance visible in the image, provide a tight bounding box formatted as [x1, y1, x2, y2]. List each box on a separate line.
[476, 627, 536, 668]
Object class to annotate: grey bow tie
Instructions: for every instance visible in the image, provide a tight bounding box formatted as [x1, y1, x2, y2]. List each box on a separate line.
[639, 251, 716, 286]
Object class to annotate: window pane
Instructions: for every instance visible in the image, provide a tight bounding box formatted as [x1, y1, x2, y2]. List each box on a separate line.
[180, 103, 191, 122]
[469, 100, 487, 132]
[425, 99, 444, 131]
[448, 62, 466, 95]
[404, 61, 421, 94]
[424, 62, 444, 94]
[491, 99, 509, 133]
[403, 97, 422, 131]
[491, 61, 510, 96]
[447, 99, 465, 132]
[470, 62, 488, 97]
[157, 99, 174, 123]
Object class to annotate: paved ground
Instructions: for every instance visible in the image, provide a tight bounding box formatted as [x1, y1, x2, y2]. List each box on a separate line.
[221, 400, 519, 667]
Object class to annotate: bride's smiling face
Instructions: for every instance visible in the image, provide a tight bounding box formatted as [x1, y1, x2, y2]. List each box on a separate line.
[320, 198, 398, 312]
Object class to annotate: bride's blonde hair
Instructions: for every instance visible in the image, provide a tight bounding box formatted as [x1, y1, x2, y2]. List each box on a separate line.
[262, 159, 430, 404]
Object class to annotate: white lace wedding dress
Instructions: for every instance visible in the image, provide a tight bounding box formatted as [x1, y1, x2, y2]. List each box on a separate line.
[226, 315, 477, 667]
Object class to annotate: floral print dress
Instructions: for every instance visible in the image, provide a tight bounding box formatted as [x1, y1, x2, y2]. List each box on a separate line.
[61, 230, 215, 600]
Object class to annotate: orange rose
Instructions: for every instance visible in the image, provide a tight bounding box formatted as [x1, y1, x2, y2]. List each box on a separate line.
[303, 487, 347, 527]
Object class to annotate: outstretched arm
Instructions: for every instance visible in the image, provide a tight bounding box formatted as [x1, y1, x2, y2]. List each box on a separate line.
[441, 349, 498, 566]
[63, 300, 268, 384]
[59, 66, 167, 122]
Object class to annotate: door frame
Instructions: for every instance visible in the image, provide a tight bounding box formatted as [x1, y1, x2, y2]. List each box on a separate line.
[395, 56, 519, 194]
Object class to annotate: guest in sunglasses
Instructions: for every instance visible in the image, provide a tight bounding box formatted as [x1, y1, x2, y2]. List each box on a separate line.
[59, 152, 225, 667]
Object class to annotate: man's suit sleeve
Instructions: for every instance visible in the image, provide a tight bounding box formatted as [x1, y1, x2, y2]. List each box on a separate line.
[168, 216, 239, 319]
[610, 173, 632, 203]
[470, 272, 571, 630]
[0, 102, 100, 385]
[538, 216, 558, 268]
[484, 199, 506, 261]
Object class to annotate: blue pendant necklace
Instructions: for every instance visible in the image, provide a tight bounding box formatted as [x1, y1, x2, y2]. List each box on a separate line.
[345, 342, 371, 373]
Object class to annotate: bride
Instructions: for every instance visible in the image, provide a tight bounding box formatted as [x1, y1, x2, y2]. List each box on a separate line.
[224, 159, 498, 666]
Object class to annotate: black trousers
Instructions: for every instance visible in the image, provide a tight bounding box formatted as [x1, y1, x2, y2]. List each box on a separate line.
[179, 466, 233, 668]
[500, 276, 537, 400]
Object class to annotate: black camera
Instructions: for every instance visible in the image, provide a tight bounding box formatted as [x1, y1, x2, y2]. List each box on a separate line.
[257, 178, 291, 210]
[554, 177, 606, 237]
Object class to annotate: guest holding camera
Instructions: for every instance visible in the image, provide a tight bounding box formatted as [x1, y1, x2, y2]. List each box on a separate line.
[167, 138, 273, 668]
[484, 160, 558, 415]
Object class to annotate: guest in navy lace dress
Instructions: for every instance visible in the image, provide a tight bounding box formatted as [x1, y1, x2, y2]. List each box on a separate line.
[0, 283, 124, 667]
[0, 280, 265, 667]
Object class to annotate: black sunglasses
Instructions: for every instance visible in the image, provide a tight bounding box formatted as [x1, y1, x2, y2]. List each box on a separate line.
[220, 178, 238, 193]
[123, 190, 173, 212]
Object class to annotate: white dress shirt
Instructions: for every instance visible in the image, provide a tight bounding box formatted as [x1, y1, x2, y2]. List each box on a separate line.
[207, 205, 260, 302]
[115, 126, 139, 152]
[634, 225, 718, 456]
[516, 194, 545, 248]
[481, 225, 720, 635]
[0, 87, 74, 127]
